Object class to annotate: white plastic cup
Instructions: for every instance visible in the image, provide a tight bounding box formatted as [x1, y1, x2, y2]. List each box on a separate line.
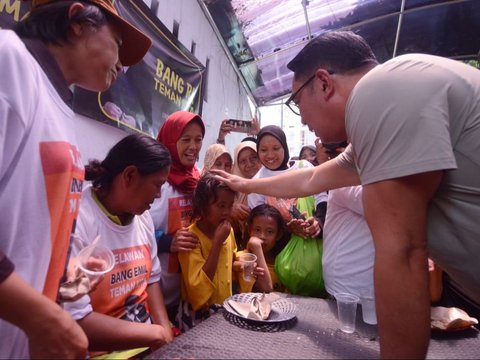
[361, 296, 377, 325]
[77, 244, 115, 281]
[239, 253, 257, 281]
[335, 292, 360, 333]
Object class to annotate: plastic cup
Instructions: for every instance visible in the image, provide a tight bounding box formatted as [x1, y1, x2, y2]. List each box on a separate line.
[239, 253, 257, 281]
[335, 292, 359, 333]
[77, 244, 115, 281]
[361, 296, 377, 325]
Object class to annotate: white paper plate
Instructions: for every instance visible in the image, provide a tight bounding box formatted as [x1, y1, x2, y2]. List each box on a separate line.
[223, 293, 297, 323]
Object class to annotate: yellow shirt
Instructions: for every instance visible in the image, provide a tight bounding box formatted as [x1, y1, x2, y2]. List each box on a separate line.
[178, 222, 237, 311]
[268, 263, 287, 293]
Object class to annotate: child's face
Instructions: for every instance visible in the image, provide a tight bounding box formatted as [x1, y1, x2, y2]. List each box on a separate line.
[203, 188, 235, 226]
[249, 215, 281, 253]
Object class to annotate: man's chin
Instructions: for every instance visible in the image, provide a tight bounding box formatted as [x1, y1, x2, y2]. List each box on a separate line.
[311, 127, 321, 137]
[304, 122, 316, 135]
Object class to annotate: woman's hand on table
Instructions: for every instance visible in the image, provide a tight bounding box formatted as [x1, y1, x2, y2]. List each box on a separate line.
[145, 324, 174, 351]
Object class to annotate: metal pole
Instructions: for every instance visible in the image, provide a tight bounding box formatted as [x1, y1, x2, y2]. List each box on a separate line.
[302, 0, 312, 40]
[281, 98, 284, 129]
[392, 0, 406, 57]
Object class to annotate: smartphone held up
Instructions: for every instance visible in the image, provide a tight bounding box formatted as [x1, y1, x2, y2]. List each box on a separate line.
[289, 205, 305, 220]
[225, 119, 253, 133]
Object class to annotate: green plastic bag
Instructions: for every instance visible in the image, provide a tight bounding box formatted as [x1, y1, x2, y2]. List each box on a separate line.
[274, 195, 326, 297]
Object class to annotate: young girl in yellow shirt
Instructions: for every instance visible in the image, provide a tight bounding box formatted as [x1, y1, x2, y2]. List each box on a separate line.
[177, 173, 250, 331]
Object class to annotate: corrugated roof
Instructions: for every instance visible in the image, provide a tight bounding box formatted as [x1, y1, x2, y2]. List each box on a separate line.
[202, 0, 480, 106]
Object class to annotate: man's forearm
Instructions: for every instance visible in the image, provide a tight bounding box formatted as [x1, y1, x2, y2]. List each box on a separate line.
[0, 272, 60, 333]
[363, 172, 442, 359]
[375, 249, 431, 358]
[245, 160, 359, 198]
[0, 272, 88, 358]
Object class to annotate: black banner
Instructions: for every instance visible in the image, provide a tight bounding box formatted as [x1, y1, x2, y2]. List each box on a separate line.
[1, 0, 205, 137]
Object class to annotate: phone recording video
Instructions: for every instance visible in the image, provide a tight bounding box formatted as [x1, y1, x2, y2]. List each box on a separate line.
[289, 205, 305, 220]
[225, 119, 252, 133]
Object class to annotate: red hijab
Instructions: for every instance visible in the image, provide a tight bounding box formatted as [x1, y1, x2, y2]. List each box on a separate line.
[157, 111, 205, 194]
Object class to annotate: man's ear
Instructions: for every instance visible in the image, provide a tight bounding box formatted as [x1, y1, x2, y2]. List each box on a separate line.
[68, 3, 86, 36]
[314, 68, 335, 100]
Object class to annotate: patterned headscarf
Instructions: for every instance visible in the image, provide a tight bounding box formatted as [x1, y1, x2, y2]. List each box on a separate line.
[232, 140, 258, 206]
[201, 144, 232, 176]
[232, 141, 257, 177]
[256, 125, 290, 171]
[157, 111, 205, 194]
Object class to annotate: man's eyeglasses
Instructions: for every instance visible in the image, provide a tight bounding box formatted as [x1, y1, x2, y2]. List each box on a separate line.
[285, 74, 315, 116]
[285, 70, 334, 115]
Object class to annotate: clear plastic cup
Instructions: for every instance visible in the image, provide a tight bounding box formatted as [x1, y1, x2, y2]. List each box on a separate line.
[77, 243, 115, 281]
[335, 292, 360, 333]
[361, 296, 377, 325]
[239, 253, 257, 281]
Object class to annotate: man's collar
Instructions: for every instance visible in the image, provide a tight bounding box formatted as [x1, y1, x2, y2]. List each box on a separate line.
[22, 38, 73, 107]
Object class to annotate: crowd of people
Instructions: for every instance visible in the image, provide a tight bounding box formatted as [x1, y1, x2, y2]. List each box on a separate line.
[1, 1, 479, 359]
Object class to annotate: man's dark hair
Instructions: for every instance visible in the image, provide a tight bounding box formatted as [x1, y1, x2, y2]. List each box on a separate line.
[15, 1, 108, 45]
[287, 31, 378, 79]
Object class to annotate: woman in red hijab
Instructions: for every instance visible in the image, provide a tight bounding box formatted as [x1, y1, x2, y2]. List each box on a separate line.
[150, 111, 205, 326]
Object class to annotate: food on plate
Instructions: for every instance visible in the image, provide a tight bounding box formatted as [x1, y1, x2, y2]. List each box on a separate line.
[430, 306, 478, 331]
[227, 293, 280, 320]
